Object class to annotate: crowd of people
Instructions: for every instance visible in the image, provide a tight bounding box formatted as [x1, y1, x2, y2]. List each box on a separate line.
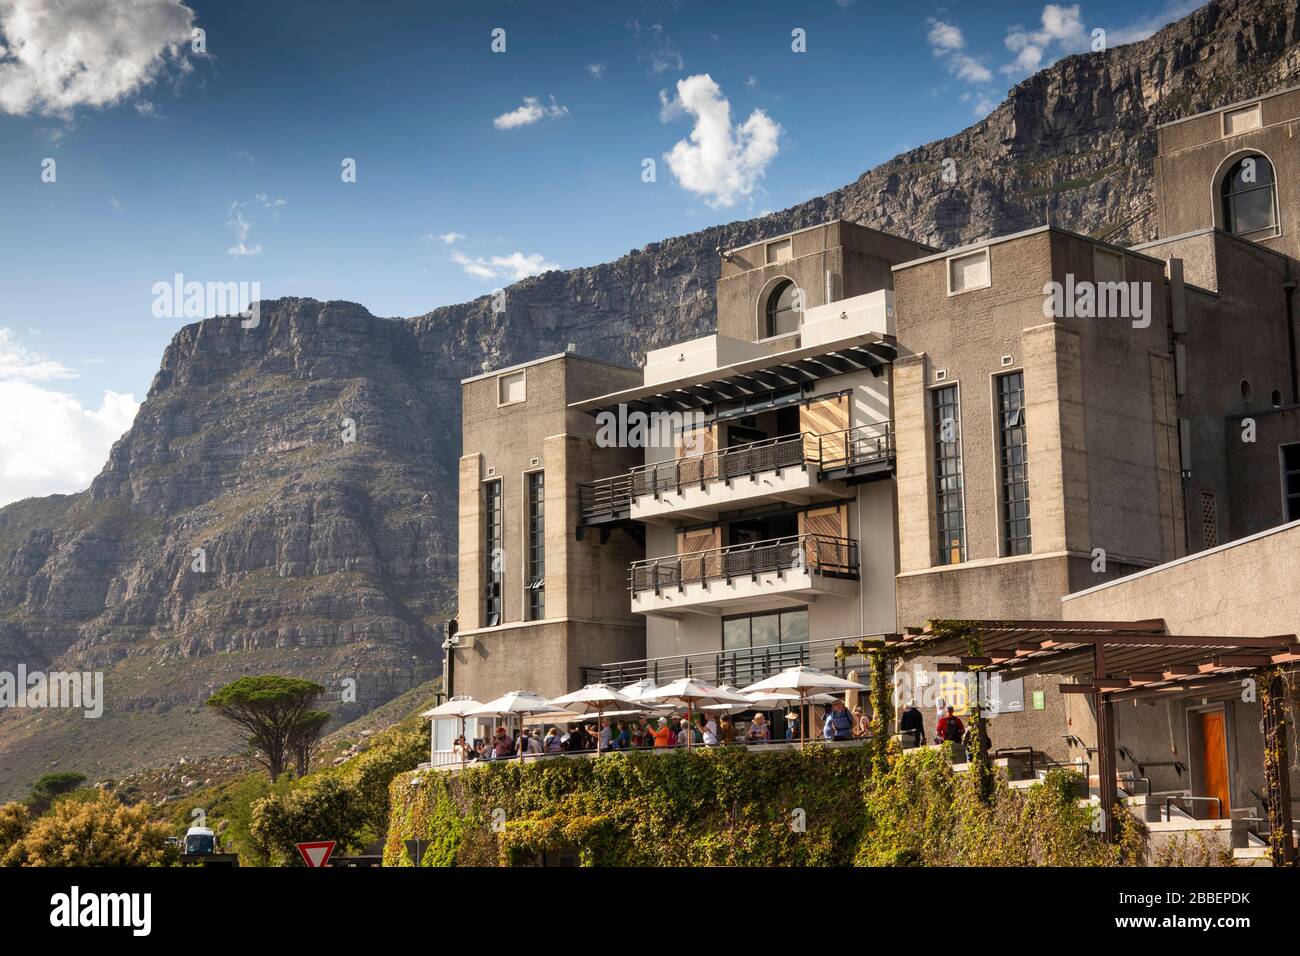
[446, 695, 981, 762]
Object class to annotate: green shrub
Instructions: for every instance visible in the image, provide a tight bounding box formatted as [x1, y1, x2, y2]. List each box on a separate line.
[387, 745, 1145, 868]
[247, 728, 426, 862]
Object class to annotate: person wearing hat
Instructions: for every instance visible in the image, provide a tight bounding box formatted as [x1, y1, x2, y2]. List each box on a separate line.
[823, 699, 854, 741]
[652, 716, 674, 748]
[784, 710, 801, 741]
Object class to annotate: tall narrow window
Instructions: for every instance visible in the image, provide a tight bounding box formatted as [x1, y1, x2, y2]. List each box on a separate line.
[1200, 491, 1219, 549]
[997, 372, 1032, 556]
[525, 471, 545, 620]
[1282, 444, 1300, 522]
[483, 479, 502, 626]
[931, 385, 965, 565]
[1220, 155, 1278, 240]
[764, 280, 800, 337]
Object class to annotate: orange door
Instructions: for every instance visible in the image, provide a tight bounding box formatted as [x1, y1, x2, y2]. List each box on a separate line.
[1200, 711, 1230, 820]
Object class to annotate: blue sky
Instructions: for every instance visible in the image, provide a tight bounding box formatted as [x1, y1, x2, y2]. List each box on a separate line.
[0, 0, 1200, 504]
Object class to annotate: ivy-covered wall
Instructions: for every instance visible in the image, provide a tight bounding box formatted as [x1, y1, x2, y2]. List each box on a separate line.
[385, 745, 1146, 867]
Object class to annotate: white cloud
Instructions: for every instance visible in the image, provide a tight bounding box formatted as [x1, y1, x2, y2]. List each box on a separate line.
[1002, 4, 1089, 76]
[948, 54, 993, 84]
[109, 196, 123, 212]
[134, 99, 161, 119]
[926, 14, 995, 100]
[225, 195, 283, 255]
[255, 193, 286, 221]
[586, 62, 605, 79]
[661, 74, 781, 208]
[0, 328, 75, 381]
[436, 232, 464, 244]
[451, 250, 559, 283]
[926, 18, 965, 53]
[492, 95, 569, 130]
[0, 0, 197, 117]
[629, 21, 684, 75]
[0, 330, 139, 506]
[971, 94, 999, 117]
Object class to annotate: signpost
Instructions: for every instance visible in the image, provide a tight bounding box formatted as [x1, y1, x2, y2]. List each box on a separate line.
[296, 841, 336, 868]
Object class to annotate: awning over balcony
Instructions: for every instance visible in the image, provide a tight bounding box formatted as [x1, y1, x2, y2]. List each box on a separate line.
[569, 336, 897, 417]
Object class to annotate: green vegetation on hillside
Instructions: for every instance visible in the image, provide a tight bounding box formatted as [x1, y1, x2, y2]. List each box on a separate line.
[385, 745, 1148, 867]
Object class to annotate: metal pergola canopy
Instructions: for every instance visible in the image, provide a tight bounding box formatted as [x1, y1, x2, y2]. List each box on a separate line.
[569, 339, 898, 417]
[876, 619, 1300, 702]
[839, 619, 1300, 860]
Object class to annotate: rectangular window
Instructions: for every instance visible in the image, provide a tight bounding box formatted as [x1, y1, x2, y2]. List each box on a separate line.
[525, 471, 545, 621]
[1223, 103, 1262, 137]
[721, 608, 808, 684]
[1279, 447, 1300, 522]
[766, 238, 792, 263]
[1094, 247, 1124, 284]
[498, 370, 526, 405]
[1284, 444, 1300, 522]
[483, 479, 503, 626]
[947, 249, 990, 295]
[932, 385, 965, 565]
[996, 372, 1032, 556]
[1200, 491, 1218, 548]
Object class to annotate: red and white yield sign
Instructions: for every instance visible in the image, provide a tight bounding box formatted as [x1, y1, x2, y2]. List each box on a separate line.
[296, 841, 336, 868]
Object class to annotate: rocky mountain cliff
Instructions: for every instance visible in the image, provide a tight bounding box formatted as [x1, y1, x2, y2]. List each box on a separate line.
[2, 0, 1299, 797]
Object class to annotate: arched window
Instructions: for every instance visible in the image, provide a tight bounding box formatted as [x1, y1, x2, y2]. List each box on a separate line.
[764, 280, 800, 337]
[1220, 154, 1278, 240]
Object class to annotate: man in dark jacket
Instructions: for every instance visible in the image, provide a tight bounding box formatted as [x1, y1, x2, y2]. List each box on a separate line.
[898, 700, 925, 748]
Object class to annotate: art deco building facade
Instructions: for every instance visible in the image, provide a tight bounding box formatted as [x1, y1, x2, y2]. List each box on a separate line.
[448, 87, 1300, 829]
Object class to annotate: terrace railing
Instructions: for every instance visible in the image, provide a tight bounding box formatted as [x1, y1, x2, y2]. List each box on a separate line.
[577, 421, 893, 525]
[632, 431, 810, 497]
[628, 533, 858, 596]
[578, 471, 633, 523]
[580, 635, 855, 687]
[814, 421, 894, 472]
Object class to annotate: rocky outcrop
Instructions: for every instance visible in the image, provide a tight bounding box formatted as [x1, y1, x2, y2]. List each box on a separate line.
[1, 0, 1298, 797]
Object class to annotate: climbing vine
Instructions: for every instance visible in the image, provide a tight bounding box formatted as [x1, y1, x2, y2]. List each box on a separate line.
[387, 745, 1150, 868]
[927, 619, 995, 802]
[867, 649, 895, 775]
[1260, 667, 1296, 867]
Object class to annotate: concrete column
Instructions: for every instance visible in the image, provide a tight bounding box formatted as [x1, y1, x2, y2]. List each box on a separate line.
[1021, 323, 1082, 555]
[893, 356, 933, 573]
[458, 454, 483, 630]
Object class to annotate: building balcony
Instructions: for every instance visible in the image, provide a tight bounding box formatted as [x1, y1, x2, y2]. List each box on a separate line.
[628, 533, 859, 617]
[578, 422, 893, 526]
[580, 635, 853, 687]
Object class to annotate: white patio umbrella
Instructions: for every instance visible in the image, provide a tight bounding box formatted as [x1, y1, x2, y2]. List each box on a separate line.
[701, 685, 753, 715]
[420, 695, 485, 769]
[619, 678, 662, 703]
[467, 691, 564, 757]
[547, 683, 637, 753]
[741, 666, 868, 743]
[643, 678, 753, 750]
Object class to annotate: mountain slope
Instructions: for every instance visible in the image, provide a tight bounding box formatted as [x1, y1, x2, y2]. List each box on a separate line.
[2, 0, 1299, 798]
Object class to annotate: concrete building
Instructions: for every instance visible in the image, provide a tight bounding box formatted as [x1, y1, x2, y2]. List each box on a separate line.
[446, 87, 1300, 845]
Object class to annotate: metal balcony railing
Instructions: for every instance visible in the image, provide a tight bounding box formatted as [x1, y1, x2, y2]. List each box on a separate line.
[628, 533, 858, 596]
[578, 472, 633, 523]
[580, 635, 856, 688]
[631, 431, 810, 497]
[577, 421, 893, 525]
[815, 421, 894, 472]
